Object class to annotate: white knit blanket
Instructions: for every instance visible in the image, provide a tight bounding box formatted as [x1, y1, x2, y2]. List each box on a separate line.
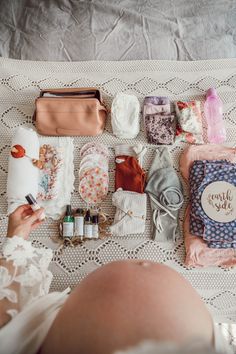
[0, 58, 236, 323]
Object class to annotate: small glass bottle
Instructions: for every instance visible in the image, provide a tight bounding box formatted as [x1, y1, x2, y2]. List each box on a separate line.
[84, 210, 93, 240]
[92, 215, 99, 239]
[63, 205, 74, 238]
[74, 208, 84, 241]
[25, 193, 46, 221]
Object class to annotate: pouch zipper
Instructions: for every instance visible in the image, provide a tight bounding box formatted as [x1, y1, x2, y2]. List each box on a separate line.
[40, 90, 100, 100]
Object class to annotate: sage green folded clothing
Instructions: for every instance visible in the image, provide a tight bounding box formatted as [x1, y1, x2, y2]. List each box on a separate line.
[145, 147, 184, 242]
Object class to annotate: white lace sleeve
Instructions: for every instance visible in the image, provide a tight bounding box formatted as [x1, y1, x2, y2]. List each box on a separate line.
[0, 236, 53, 323]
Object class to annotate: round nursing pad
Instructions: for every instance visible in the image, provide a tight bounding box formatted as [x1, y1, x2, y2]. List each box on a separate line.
[80, 153, 108, 170]
[79, 164, 108, 181]
[79, 169, 109, 204]
[80, 142, 109, 159]
[79, 143, 109, 204]
[79, 154, 108, 180]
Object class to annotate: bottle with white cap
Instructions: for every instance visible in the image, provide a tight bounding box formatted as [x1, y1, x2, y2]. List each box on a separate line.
[74, 208, 84, 241]
[25, 193, 45, 221]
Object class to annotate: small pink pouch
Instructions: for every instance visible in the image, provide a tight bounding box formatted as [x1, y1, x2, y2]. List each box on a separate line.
[184, 206, 236, 267]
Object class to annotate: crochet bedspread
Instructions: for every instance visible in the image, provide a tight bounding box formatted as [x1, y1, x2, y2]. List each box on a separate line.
[0, 58, 236, 323]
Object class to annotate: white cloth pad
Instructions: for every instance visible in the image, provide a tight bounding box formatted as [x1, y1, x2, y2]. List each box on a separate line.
[111, 93, 140, 139]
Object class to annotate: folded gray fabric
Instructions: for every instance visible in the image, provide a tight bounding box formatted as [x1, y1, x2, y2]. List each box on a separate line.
[145, 147, 183, 242]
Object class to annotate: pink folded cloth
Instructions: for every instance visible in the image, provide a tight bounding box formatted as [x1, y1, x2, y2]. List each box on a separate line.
[180, 144, 236, 181]
[184, 206, 236, 267]
[180, 145, 236, 268]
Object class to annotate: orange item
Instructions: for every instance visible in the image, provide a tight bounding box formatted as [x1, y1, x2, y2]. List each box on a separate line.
[115, 155, 146, 193]
[11, 145, 26, 158]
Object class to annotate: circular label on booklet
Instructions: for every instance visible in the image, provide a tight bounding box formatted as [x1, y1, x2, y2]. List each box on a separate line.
[201, 181, 236, 223]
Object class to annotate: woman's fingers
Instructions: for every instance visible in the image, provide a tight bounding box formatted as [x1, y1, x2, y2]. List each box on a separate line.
[10, 204, 32, 217]
[31, 219, 43, 231]
[27, 208, 45, 224]
[22, 208, 34, 219]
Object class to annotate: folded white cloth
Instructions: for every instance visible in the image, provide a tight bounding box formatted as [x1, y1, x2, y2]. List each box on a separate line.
[115, 144, 147, 167]
[7, 128, 74, 219]
[7, 127, 39, 214]
[111, 93, 140, 139]
[0, 289, 69, 354]
[115, 326, 234, 354]
[39, 137, 75, 220]
[110, 189, 146, 236]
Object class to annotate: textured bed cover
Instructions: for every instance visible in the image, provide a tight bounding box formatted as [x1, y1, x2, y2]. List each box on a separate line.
[0, 0, 236, 61]
[0, 57, 236, 326]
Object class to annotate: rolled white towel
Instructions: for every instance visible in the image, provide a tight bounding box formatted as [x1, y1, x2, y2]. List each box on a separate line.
[7, 127, 39, 214]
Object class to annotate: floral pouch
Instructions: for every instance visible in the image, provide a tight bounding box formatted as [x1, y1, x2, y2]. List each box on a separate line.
[175, 101, 203, 144]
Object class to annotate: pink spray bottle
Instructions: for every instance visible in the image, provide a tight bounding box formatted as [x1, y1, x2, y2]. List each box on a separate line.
[204, 88, 226, 144]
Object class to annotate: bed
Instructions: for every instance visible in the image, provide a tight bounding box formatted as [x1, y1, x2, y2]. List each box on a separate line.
[0, 0, 236, 61]
[0, 0, 236, 351]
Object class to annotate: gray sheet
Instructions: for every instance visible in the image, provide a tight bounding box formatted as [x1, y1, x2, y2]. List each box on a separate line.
[0, 0, 236, 61]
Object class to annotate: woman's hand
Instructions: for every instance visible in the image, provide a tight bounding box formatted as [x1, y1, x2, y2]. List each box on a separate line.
[7, 205, 45, 240]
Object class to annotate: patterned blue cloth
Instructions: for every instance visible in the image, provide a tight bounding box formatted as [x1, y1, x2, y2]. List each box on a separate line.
[189, 160, 236, 249]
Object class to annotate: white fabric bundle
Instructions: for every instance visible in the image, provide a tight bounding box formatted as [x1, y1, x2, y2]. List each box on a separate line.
[114, 334, 231, 354]
[7, 128, 74, 219]
[39, 137, 75, 220]
[111, 93, 140, 139]
[7, 127, 39, 214]
[110, 189, 146, 236]
[115, 143, 147, 167]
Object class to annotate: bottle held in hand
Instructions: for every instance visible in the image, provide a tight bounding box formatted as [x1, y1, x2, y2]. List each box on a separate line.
[25, 193, 46, 221]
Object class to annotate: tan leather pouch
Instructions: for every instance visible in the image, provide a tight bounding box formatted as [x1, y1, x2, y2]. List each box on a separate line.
[33, 88, 107, 136]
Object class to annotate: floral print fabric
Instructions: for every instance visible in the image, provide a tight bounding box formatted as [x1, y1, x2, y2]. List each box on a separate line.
[79, 143, 109, 205]
[175, 100, 203, 144]
[143, 96, 176, 145]
[189, 160, 236, 248]
[180, 145, 236, 266]
[145, 114, 176, 145]
[37, 144, 63, 201]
